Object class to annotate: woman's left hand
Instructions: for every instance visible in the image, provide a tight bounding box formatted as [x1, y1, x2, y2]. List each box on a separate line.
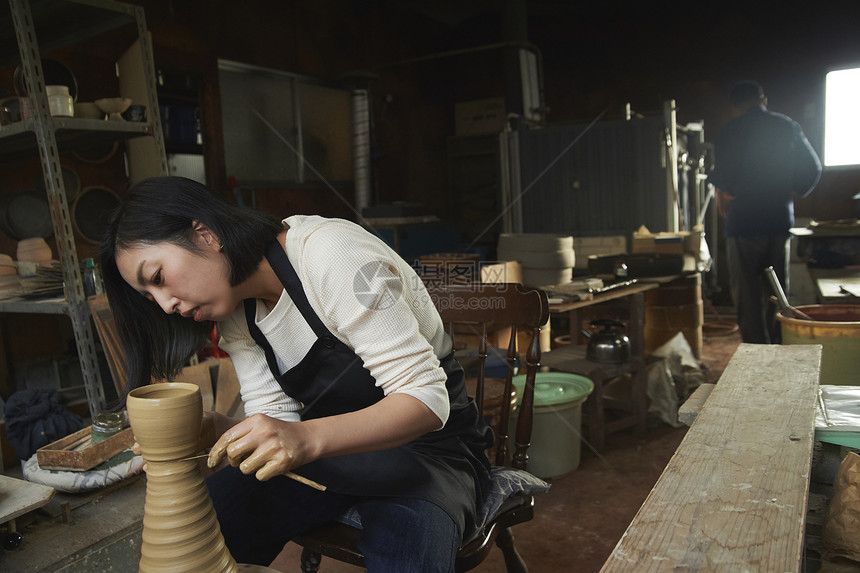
[207, 413, 313, 481]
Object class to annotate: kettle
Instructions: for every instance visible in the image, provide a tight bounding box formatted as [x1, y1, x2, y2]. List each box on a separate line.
[582, 319, 631, 364]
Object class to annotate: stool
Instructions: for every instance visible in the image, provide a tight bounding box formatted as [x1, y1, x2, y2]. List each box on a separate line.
[540, 344, 648, 451]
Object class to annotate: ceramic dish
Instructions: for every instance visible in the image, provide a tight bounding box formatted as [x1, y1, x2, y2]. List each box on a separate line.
[72, 185, 121, 244]
[0, 189, 53, 240]
[13, 58, 77, 101]
[36, 165, 81, 202]
[74, 102, 104, 120]
[95, 97, 132, 121]
[0, 96, 22, 123]
[16, 237, 52, 263]
[72, 141, 119, 164]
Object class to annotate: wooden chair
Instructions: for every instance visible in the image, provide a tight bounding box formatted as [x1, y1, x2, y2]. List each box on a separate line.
[87, 293, 244, 419]
[88, 293, 128, 398]
[293, 282, 550, 572]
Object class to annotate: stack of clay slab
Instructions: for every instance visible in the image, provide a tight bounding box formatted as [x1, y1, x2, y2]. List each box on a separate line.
[497, 233, 575, 287]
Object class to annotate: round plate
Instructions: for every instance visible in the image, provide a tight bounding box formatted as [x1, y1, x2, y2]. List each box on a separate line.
[72, 186, 121, 244]
[13, 58, 78, 102]
[0, 189, 53, 241]
[36, 165, 81, 202]
[71, 141, 119, 165]
[0, 96, 21, 123]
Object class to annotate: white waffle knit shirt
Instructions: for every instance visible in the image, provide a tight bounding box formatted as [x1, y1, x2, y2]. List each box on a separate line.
[217, 215, 453, 426]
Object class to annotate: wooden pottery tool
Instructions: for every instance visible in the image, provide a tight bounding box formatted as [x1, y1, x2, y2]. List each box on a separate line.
[765, 266, 813, 320]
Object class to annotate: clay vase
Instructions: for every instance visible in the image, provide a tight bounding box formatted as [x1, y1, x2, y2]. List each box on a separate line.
[127, 383, 238, 573]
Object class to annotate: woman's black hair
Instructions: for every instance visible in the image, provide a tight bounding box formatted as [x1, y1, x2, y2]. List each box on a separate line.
[100, 176, 282, 395]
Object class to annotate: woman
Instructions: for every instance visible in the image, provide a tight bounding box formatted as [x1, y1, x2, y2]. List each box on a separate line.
[101, 176, 493, 571]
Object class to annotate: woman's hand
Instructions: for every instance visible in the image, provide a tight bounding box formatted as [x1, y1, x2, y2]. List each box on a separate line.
[207, 394, 441, 483]
[207, 413, 315, 482]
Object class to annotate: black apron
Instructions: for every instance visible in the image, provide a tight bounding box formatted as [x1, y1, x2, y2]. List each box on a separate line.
[243, 239, 494, 536]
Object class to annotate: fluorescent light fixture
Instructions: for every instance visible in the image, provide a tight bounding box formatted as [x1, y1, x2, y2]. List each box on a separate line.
[824, 67, 860, 167]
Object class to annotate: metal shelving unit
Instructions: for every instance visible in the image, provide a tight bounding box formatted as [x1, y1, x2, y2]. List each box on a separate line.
[1, 0, 166, 415]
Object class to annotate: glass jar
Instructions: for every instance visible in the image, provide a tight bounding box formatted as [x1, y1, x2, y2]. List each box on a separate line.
[91, 411, 125, 443]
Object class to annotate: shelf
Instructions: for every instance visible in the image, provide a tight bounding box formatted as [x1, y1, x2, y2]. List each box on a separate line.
[0, 0, 167, 418]
[0, 117, 153, 161]
[0, 0, 136, 68]
[0, 296, 68, 314]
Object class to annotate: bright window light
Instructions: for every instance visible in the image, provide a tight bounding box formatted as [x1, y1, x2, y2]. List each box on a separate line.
[824, 67, 860, 167]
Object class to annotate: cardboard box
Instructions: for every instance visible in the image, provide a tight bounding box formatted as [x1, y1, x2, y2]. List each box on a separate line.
[632, 225, 703, 258]
[417, 259, 524, 286]
[455, 97, 506, 136]
[480, 260, 523, 285]
[573, 235, 626, 268]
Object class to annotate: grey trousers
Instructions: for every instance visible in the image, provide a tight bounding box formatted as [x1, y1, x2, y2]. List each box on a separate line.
[725, 235, 790, 344]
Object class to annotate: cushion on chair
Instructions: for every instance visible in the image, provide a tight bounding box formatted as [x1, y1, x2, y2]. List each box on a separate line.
[334, 466, 550, 536]
[471, 467, 550, 539]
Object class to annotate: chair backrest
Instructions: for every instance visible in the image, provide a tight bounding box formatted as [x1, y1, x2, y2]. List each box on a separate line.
[88, 293, 128, 397]
[89, 293, 245, 418]
[426, 283, 548, 471]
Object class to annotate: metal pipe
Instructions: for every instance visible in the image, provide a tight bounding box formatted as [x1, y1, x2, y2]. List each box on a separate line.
[352, 89, 372, 214]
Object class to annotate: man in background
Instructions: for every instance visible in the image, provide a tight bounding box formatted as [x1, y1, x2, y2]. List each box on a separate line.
[708, 81, 822, 343]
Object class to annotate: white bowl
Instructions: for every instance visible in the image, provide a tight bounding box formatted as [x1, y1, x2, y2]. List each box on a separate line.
[94, 97, 132, 121]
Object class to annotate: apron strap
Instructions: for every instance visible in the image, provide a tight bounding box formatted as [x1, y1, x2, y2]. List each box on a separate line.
[242, 239, 337, 379]
[263, 239, 332, 339]
[243, 298, 282, 377]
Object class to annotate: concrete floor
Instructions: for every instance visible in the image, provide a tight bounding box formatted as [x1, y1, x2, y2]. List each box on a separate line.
[0, 319, 743, 573]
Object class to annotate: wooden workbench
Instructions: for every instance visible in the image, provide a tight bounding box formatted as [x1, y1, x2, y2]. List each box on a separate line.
[600, 343, 822, 572]
[0, 474, 54, 528]
[808, 268, 860, 304]
[548, 274, 692, 358]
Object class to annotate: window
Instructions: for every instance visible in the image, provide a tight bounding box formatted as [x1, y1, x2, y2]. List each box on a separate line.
[824, 67, 860, 167]
[217, 59, 354, 185]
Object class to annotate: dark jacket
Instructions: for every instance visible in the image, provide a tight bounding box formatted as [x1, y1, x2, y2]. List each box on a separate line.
[708, 105, 822, 237]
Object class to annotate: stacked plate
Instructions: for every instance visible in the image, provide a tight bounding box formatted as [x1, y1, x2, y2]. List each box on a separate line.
[17, 237, 53, 264]
[497, 233, 576, 287]
[0, 189, 52, 240]
[0, 254, 19, 292]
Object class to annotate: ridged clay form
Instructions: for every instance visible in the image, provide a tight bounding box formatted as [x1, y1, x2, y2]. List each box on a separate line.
[127, 383, 238, 573]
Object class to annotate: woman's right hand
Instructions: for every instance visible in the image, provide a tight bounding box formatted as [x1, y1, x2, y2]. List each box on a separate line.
[207, 413, 316, 482]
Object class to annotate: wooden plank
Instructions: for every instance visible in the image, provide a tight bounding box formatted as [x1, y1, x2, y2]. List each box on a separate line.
[0, 474, 54, 525]
[601, 343, 822, 573]
[810, 268, 860, 303]
[548, 281, 660, 313]
[677, 383, 715, 426]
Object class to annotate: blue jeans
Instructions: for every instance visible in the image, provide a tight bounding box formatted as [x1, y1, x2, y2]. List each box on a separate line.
[207, 466, 460, 572]
[725, 235, 789, 344]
